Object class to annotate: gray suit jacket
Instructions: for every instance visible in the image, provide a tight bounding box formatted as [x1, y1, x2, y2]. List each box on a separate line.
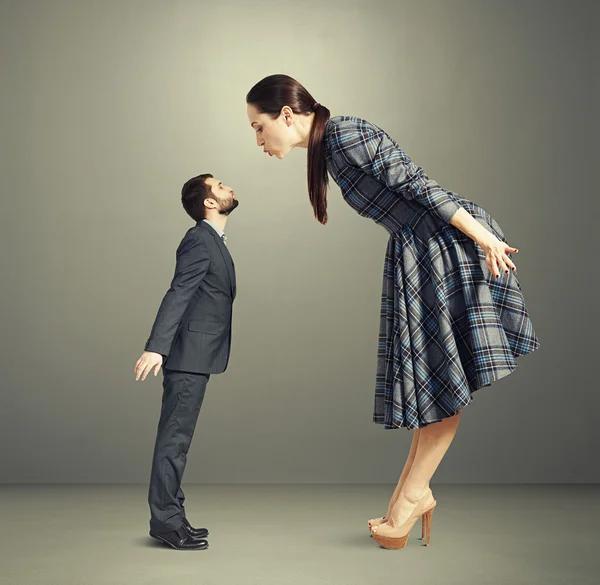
[144, 221, 236, 374]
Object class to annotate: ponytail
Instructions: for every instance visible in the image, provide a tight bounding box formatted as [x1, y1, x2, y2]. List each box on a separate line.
[307, 103, 331, 224]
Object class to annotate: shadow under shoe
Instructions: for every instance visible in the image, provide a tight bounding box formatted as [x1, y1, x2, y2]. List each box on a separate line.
[150, 525, 209, 550]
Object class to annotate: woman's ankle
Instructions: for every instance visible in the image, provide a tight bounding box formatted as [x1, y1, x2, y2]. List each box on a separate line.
[399, 483, 430, 504]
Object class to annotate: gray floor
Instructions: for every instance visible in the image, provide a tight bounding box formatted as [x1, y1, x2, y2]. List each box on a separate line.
[1, 484, 598, 585]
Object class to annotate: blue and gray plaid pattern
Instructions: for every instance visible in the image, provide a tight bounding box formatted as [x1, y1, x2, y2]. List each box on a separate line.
[325, 116, 540, 430]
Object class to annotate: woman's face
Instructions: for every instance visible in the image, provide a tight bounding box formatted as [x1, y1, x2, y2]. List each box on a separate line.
[247, 103, 294, 159]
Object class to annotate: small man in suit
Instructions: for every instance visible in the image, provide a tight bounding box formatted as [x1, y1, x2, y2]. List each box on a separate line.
[134, 174, 238, 550]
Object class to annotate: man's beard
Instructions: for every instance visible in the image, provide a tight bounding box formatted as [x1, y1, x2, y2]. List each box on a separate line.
[218, 198, 239, 216]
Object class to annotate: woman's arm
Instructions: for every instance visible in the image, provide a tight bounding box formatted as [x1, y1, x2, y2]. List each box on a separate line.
[330, 118, 518, 278]
[330, 118, 462, 223]
[450, 207, 518, 278]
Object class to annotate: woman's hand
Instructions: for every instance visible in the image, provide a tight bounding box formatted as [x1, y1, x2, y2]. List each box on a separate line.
[448, 209, 519, 278]
[478, 233, 518, 278]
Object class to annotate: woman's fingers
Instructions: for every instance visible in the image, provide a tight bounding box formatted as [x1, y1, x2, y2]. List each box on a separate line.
[487, 256, 500, 278]
[485, 246, 500, 277]
[487, 241, 520, 277]
[498, 255, 510, 275]
[505, 254, 517, 271]
[488, 253, 517, 277]
[504, 243, 518, 272]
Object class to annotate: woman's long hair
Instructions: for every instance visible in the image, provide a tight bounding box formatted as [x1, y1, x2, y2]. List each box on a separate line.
[246, 74, 331, 224]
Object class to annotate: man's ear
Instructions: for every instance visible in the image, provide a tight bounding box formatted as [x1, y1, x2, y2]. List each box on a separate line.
[203, 197, 216, 209]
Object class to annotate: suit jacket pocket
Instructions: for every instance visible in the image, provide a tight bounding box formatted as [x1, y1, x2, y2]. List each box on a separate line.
[188, 319, 221, 335]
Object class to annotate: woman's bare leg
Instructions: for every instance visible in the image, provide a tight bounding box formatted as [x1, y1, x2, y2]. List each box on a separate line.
[372, 410, 462, 535]
[368, 428, 423, 528]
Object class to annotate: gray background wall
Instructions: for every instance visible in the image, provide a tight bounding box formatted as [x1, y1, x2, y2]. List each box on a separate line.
[1, 0, 597, 484]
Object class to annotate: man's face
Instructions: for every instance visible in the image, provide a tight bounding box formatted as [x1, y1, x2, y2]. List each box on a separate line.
[204, 178, 239, 215]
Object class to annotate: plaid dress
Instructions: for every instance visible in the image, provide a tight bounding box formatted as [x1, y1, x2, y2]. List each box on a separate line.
[324, 116, 540, 430]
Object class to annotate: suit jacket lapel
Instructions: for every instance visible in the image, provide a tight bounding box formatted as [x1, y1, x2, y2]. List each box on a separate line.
[198, 221, 236, 298]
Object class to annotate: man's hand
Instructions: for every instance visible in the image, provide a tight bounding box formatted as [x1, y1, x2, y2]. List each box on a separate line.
[134, 351, 163, 381]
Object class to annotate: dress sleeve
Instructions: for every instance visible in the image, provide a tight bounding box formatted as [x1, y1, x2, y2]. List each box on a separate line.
[330, 119, 462, 224]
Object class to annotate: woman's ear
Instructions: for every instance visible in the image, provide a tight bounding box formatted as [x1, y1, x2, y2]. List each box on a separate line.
[281, 105, 294, 126]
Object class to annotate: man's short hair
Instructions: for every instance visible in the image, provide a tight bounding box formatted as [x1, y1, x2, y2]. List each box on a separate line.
[181, 173, 214, 221]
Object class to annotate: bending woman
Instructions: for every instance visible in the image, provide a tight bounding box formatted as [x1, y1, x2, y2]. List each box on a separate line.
[246, 74, 539, 550]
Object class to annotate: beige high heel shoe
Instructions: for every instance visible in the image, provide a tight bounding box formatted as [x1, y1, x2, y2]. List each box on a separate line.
[371, 492, 436, 549]
[369, 488, 436, 543]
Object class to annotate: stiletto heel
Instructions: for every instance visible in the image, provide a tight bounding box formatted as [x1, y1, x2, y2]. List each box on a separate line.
[418, 503, 436, 541]
[422, 508, 434, 546]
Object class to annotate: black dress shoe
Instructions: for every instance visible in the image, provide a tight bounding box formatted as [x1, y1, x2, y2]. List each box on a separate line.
[149, 525, 208, 550]
[181, 516, 209, 538]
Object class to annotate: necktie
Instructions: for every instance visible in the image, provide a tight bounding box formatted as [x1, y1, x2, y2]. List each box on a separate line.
[221, 233, 227, 245]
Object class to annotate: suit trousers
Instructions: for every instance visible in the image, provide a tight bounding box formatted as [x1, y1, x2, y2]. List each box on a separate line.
[148, 367, 210, 532]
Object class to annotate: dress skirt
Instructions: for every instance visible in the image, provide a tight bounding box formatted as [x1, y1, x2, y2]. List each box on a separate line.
[374, 199, 540, 430]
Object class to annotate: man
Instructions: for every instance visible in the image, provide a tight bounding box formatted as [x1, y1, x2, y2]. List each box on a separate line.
[134, 174, 238, 550]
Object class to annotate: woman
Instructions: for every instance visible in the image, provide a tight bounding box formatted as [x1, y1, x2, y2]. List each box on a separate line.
[246, 74, 539, 550]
